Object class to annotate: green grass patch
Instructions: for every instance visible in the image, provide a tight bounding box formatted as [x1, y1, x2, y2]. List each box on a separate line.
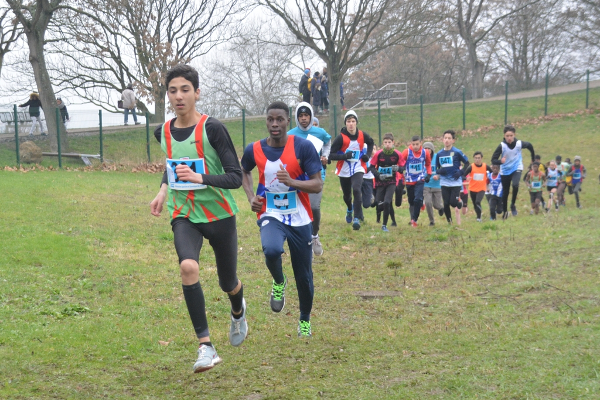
[1, 96, 599, 399]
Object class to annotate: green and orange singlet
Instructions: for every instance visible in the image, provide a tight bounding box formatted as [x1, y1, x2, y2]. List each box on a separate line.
[161, 115, 238, 223]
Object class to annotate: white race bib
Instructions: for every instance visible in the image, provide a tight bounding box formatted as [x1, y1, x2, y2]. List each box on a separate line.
[166, 158, 207, 190]
[378, 166, 393, 179]
[408, 162, 423, 174]
[473, 173, 484, 181]
[531, 181, 541, 189]
[265, 191, 298, 214]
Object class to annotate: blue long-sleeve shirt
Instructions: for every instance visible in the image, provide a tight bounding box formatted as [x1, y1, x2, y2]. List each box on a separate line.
[435, 146, 469, 187]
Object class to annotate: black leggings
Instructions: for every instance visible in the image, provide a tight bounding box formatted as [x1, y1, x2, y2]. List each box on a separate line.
[376, 184, 396, 226]
[470, 191, 486, 219]
[172, 216, 239, 338]
[441, 186, 462, 221]
[500, 171, 522, 213]
[339, 173, 364, 220]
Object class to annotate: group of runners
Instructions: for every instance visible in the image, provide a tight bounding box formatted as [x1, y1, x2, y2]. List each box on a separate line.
[149, 64, 587, 374]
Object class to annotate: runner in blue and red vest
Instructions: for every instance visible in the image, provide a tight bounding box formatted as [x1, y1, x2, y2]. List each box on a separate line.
[328, 110, 374, 230]
[566, 155, 587, 209]
[150, 64, 246, 373]
[241, 101, 323, 339]
[401, 135, 432, 227]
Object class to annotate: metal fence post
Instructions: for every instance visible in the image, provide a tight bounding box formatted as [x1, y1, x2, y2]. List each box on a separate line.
[544, 73, 549, 116]
[242, 108, 246, 150]
[462, 88, 466, 131]
[14, 104, 20, 166]
[420, 95, 424, 140]
[333, 105, 338, 137]
[56, 108, 62, 168]
[146, 112, 150, 163]
[586, 69, 590, 109]
[99, 110, 103, 163]
[377, 100, 382, 146]
[504, 81, 508, 125]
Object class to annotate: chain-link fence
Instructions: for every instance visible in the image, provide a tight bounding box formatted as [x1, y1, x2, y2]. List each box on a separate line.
[1, 72, 597, 168]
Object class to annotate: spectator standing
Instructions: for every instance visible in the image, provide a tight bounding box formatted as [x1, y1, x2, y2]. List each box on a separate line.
[122, 83, 140, 126]
[321, 68, 329, 113]
[57, 98, 70, 125]
[19, 92, 47, 136]
[299, 68, 311, 104]
[311, 72, 322, 114]
[340, 82, 346, 110]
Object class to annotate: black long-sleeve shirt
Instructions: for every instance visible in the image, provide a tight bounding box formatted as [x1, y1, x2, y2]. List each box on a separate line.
[491, 139, 535, 165]
[154, 117, 242, 189]
[328, 128, 374, 161]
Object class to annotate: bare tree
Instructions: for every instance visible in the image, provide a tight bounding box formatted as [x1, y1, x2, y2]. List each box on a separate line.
[453, 0, 540, 99]
[0, 4, 22, 77]
[198, 22, 308, 118]
[570, 0, 600, 72]
[491, 0, 577, 91]
[6, 0, 67, 151]
[51, 0, 242, 122]
[259, 0, 438, 135]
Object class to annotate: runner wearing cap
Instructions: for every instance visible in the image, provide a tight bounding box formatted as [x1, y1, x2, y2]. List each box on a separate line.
[328, 110, 375, 230]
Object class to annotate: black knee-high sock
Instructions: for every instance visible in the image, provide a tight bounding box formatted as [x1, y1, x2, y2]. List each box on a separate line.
[511, 185, 519, 207]
[390, 206, 396, 224]
[183, 281, 209, 339]
[228, 284, 244, 316]
[311, 209, 321, 236]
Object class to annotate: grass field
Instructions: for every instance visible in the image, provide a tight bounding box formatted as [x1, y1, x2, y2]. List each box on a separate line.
[1, 94, 599, 399]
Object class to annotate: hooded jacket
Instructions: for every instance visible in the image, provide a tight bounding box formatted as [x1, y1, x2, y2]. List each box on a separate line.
[287, 102, 331, 159]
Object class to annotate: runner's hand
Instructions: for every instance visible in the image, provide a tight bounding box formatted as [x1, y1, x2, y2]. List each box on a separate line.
[250, 195, 265, 213]
[175, 163, 203, 184]
[360, 154, 370, 162]
[391, 165, 400, 172]
[150, 188, 167, 217]
[424, 174, 431, 183]
[276, 164, 293, 186]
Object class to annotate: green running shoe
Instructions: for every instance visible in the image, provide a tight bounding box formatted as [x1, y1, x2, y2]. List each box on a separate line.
[270, 276, 286, 313]
[298, 320, 312, 338]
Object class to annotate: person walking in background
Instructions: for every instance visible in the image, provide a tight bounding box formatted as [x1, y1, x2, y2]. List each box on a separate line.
[57, 98, 70, 125]
[122, 83, 140, 126]
[19, 92, 47, 136]
[299, 68, 311, 104]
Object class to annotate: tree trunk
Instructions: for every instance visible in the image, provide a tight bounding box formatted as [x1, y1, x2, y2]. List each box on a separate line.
[153, 85, 166, 123]
[467, 40, 484, 99]
[327, 66, 343, 138]
[26, 31, 68, 152]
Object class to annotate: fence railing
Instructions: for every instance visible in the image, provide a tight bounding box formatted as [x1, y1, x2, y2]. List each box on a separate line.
[0, 71, 596, 168]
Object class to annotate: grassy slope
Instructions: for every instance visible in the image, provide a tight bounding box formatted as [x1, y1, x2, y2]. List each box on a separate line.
[1, 87, 599, 168]
[0, 95, 599, 399]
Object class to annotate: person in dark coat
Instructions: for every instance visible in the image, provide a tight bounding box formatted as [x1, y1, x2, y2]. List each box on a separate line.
[57, 98, 70, 124]
[311, 72, 322, 114]
[299, 68, 311, 104]
[19, 92, 47, 136]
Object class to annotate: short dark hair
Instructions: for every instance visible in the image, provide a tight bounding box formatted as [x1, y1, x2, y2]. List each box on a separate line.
[266, 101, 289, 114]
[411, 135, 420, 142]
[473, 151, 483, 158]
[534, 155, 541, 160]
[166, 64, 199, 91]
[504, 125, 516, 134]
[443, 130, 456, 139]
[383, 133, 394, 142]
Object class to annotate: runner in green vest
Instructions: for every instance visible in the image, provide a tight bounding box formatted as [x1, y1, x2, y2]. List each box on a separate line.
[150, 64, 247, 373]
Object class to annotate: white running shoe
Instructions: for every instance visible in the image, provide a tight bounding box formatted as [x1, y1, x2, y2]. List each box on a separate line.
[193, 344, 222, 373]
[229, 298, 248, 347]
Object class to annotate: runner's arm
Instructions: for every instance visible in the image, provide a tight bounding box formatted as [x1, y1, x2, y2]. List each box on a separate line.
[521, 141, 535, 162]
[328, 135, 347, 161]
[491, 144, 503, 164]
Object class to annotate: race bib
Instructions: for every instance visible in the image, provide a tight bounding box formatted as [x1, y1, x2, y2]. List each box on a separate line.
[531, 181, 541, 189]
[573, 172, 581, 180]
[166, 158, 207, 190]
[547, 177, 557, 186]
[473, 173, 484, 181]
[345, 150, 360, 162]
[378, 166, 393, 179]
[439, 156, 453, 168]
[265, 191, 298, 214]
[408, 162, 423, 174]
